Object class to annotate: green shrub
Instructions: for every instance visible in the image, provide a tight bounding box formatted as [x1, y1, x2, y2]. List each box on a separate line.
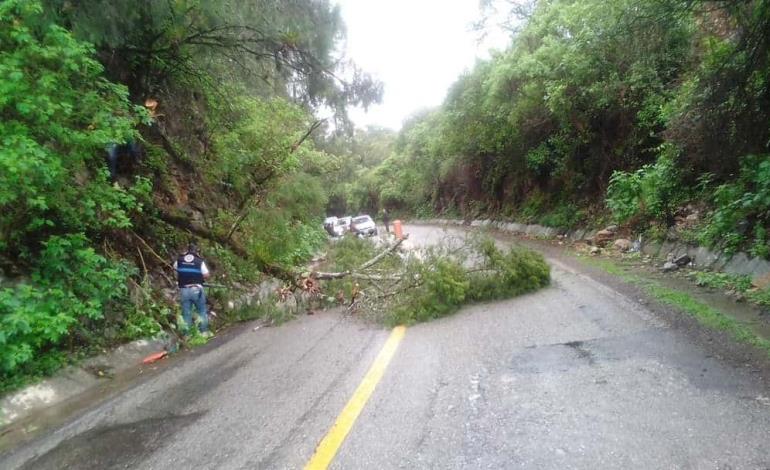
[606, 145, 681, 225]
[240, 172, 328, 267]
[700, 155, 770, 255]
[748, 288, 770, 308]
[117, 278, 167, 342]
[327, 236, 378, 270]
[0, 234, 131, 383]
[694, 272, 753, 292]
[751, 226, 770, 259]
[539, 203, 585, 229]
[119, 308, 164, 342]
[518, 192, 548, 223]
[693, 270, 770, 308]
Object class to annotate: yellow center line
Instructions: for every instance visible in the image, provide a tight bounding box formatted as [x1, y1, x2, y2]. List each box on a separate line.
[304, 325, 407, 470]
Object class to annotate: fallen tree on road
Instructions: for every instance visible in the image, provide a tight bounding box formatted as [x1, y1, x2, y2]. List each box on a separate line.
[312, 234, 551, 325]
[312, 236, 409, 281]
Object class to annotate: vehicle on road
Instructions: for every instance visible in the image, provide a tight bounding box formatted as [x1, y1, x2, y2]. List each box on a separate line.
[338, 216, 352, 233]
[350, 215, 377, 237]
[323, 216, 342, 237]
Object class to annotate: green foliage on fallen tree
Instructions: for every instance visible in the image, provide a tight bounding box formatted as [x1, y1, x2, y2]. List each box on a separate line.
[390, 239, 550, 325]
[324, 235, 550, 326]
[468, 239, 551, 302]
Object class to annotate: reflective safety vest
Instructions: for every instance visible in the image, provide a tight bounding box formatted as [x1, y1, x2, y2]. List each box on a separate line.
[176, 252, 205, 287]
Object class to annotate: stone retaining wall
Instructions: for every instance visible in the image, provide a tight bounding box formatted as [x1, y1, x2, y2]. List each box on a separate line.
[416, 218, 770, 282]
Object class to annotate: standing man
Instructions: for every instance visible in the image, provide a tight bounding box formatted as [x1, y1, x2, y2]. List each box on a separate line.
[174, 242, 212, 337]
[382, 208, 390, 233]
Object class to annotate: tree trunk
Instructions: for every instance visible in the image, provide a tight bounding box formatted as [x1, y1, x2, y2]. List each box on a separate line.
[157, 211, 297, 282]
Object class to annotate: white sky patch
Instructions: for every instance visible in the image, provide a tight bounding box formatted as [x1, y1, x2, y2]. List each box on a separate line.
[336, 0, 511, 130]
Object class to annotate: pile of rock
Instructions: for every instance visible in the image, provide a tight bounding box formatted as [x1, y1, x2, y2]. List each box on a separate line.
[591, 225, 634, 254]
[613, 238, 632, 252]
[662, 254, 692, 272]
[594, 225, 617, 247]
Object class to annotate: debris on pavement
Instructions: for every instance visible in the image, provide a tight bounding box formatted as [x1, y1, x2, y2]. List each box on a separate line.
[142, 351, 168, 365]
[662, 261, 679, 272]
[83, 364, 114, 379]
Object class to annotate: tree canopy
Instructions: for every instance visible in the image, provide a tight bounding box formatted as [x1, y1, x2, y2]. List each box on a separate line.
[350, 0, 770, 242]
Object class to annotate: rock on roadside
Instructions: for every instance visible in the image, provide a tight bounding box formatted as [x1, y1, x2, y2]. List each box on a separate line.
[662, 261, 679, 272]
[613, 239, 632, 252]
[594, 229, 615, 247]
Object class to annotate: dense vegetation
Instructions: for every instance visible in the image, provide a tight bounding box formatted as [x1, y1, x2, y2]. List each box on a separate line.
[342, 0, 770, 256]
[0, 0, 380, 390]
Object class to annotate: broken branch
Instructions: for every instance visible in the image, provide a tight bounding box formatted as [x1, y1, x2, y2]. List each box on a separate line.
[310, 237, 408, 282]
[358, 235, 408, 270]
[313, 271, 403, 281]
[291, 119, 325, 152]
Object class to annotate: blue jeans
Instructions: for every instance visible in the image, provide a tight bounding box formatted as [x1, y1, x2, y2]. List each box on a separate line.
[180, 286, 208, 333]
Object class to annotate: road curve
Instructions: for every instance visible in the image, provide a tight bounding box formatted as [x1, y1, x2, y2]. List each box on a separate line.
[2, 224, 770, 469]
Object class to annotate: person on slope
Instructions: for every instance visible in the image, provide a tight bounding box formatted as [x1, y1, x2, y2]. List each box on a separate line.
[382, 208, 390, 234]
[173, 242, 212, 337]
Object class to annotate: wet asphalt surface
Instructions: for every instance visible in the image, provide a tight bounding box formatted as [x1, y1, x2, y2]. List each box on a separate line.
[3, 224, 770, 469]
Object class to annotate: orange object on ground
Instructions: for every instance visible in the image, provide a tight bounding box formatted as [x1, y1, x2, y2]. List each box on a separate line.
[142, 351, 168, 365]
[393, 220, 403, 239]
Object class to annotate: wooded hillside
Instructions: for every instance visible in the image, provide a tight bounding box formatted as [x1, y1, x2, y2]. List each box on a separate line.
[346, 0, 770, 256]
[0, 0, 381, 389]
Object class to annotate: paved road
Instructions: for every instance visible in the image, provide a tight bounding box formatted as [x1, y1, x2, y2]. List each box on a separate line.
[3, 224, 770, 469]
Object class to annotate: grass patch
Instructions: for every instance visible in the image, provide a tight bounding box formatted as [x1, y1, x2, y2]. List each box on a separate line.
[578, 256, 630, 278]
[692, 271, 770, 308]
[577, 255, 770, 355]
[693, 271, 753, 292]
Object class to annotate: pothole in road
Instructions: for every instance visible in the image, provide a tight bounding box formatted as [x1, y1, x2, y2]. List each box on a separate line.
[563, 340, 597, 365]
[511, 340, 601, 374]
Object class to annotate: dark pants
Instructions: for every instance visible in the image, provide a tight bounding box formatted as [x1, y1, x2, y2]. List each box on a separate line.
[106, 141, 141, 179]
